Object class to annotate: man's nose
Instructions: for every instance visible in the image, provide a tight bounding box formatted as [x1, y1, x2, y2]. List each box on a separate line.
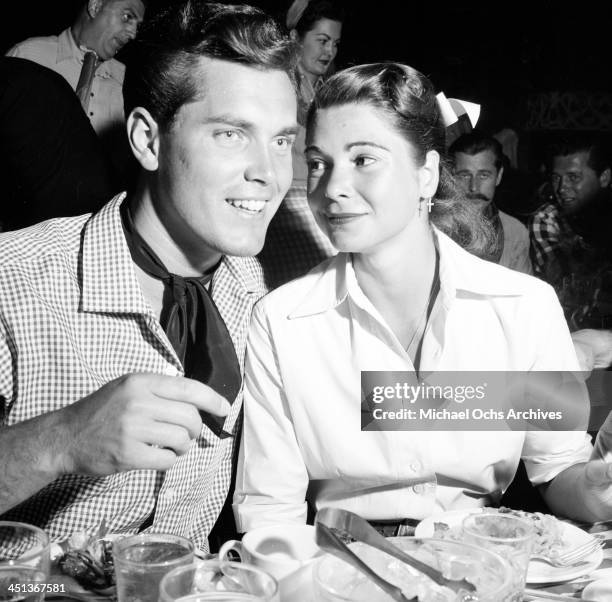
[244, 145, 274, 185]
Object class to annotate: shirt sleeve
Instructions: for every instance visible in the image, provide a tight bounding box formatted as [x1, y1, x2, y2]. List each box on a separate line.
[233, 300, 309, 532]
[0, 326, 14, 425]
[521, 282, 592, 484]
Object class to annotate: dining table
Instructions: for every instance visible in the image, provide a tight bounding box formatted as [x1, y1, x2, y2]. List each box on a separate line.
[45, 518, 612, 602]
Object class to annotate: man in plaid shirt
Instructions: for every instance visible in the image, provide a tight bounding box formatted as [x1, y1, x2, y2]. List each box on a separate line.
[529, 136, 612, 287]
[0, 1, 298, 552]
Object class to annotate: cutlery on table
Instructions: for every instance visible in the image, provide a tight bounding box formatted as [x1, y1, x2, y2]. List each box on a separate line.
[315, 507, 476, 595]
[530, 538, 604, 567]
[316, 522, 417, 602]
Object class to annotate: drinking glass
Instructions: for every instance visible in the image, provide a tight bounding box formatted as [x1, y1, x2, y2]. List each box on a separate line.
[159, 561, 279, 602]
[113, 533, 194, 602]
[462, 512, 534, 602]
[0, 521, 50, 602]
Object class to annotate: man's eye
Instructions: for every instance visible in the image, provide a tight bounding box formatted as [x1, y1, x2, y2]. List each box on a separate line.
[569, 174, 580, 182]
[215, 131, 241, 143]
[274, 137, 293, 150]
[478, 173, 492, 180]
[456, 173, 471, 181]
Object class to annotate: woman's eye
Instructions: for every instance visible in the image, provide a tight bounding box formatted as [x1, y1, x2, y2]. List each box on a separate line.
[307, 159, 326, 172]
[354, 156, 375, 167]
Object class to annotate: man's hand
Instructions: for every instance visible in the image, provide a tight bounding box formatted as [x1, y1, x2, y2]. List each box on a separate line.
[58, 373, 230, 475]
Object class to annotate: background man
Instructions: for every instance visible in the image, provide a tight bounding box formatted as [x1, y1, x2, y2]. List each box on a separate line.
[450, 130, 533, 274]
[0, 1, 297, 552]
[529, 135, 612, 285]
[6, 0, 145, 143]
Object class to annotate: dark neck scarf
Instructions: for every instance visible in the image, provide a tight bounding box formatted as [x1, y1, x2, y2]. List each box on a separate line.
[120, 201, 241, 438]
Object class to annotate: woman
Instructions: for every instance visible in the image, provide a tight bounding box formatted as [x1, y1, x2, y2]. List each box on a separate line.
[258, 0, 344, 288]
[235, 63, 612, 533]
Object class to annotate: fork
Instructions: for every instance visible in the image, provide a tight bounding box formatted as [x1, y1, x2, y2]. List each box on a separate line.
[530, 537, 604, 567]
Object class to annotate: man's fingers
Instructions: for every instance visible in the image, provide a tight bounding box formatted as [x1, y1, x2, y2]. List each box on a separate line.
[129, 443, 178, 472]
[585, 459, 612, 486]
[136, 374, 231, 417]
[146, 400, 203, 440]
[138, 423, 195, 456]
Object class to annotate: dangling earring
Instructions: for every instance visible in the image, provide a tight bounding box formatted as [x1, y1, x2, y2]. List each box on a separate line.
[419, 197, 434, 216]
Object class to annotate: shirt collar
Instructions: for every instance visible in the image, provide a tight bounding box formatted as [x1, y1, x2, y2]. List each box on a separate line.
[81, 193, 152, 315]
[57, 28, 81, 64]
[57, 27, 124, 80]
[81, 194, 264, 314]
[287, 226, 524, 319]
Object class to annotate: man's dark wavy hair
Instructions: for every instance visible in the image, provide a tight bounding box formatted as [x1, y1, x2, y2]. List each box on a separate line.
[306, 62, 497, 258]
[123, 1, 297, 129]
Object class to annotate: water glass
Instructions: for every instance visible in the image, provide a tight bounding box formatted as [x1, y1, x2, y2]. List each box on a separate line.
[462, 512, 534, 602]
[0, 521, 50, 602]
[113, 533, 194, 602]
[159, 560, 279, 602]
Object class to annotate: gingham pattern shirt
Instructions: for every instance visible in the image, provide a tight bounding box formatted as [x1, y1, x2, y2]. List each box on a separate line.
[0, 194, 266, 551]
[258, 184, 337, 289]
[528, 201, 585, 284]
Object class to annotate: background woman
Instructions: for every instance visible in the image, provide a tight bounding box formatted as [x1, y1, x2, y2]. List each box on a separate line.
[235, 63, 612, 533]
[258, 0, 344, 288]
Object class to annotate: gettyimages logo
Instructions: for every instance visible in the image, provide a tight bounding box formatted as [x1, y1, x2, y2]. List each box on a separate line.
[361, 371, 592, 431]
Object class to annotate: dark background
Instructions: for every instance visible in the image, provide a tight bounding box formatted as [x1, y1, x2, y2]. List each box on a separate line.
[3, 1, 611, 164]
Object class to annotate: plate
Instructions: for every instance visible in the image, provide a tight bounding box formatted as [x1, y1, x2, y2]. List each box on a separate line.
[415, 509, 604, 584]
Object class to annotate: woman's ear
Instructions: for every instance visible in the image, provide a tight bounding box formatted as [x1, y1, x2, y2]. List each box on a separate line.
[289, 29, 300, 43]
[419, 150, 441, 199]
[126, 107, 160, 171]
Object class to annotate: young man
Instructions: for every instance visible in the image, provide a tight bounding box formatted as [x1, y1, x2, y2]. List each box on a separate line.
[0, 1, 298, 551]
[529, 136, 612, 285]
[450, 131, 532, 274]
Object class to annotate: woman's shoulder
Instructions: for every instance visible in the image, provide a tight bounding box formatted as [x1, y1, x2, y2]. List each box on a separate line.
[255, 254, 343, 316]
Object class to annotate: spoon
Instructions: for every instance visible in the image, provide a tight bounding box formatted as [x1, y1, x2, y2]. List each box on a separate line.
[316, 507, 477, 595]
[316, 522, 417, 602]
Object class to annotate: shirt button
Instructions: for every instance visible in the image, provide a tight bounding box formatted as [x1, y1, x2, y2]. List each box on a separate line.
[412, 484, 425, 494]
[409, 461, 421, 472]
[164, 488, 176, 501]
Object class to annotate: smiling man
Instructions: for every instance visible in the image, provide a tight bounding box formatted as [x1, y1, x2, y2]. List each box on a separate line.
[529, 136, 612, 286]
[0, 1, 297, 552]
[7, 0, 145, 141]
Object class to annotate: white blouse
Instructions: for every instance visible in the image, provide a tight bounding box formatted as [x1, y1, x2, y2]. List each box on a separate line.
[233, 229, 592, 531]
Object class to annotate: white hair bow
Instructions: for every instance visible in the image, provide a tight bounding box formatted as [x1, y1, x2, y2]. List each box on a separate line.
[436, 92, 480, 128]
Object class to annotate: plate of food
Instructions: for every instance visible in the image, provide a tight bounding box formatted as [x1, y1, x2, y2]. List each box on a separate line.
[415, 507, 604, 584]
[50, 521, 121, 599]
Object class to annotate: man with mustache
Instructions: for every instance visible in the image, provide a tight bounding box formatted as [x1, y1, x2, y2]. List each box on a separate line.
[6, 0, 145, 151]
[450, 131, 533, 274]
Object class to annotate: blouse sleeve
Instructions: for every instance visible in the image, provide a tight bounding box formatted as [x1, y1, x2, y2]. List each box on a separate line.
[233, 300, 309, 532]
[521, 282, 592, 485]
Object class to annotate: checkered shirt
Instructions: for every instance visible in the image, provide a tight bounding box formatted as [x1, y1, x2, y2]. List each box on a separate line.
[258, 184, 337, 289]
[528, 201, 587, 285]
[0, 194, 266, 551]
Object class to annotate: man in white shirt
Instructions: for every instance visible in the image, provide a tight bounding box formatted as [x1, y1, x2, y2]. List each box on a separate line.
[6, 0, 145, 148]
[450, 131, 533, 274]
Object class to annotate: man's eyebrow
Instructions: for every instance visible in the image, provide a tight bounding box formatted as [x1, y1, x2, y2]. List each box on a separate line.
[201, 115, 299, 136]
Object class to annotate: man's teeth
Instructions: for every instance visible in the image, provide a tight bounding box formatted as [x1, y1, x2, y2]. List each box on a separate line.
[226, 199, 266, 212]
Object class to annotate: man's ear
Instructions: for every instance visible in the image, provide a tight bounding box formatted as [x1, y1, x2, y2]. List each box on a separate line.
[87, 0, 104, 18]
[496, 165, 504, 187]
[127, 107, 160, 171]
[600, 167, 611, 189]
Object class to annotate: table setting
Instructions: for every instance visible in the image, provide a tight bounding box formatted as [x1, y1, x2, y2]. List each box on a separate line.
[1, 508, 612, 602]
